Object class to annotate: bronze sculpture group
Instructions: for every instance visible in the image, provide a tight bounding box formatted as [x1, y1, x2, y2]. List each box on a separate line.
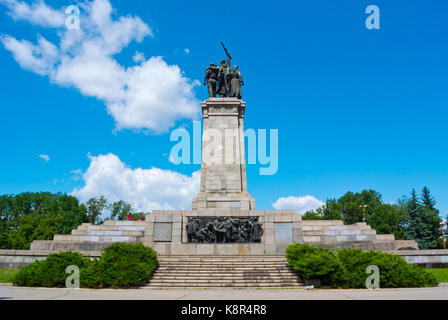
[186, 217, 263, 243]
[204, 42, 244, 99]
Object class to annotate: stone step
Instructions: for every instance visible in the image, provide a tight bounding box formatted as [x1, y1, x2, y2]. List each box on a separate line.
[156, 267, 293, 272]
[148, 254, 301, 288]
[146, 283, 304, 288]
[103, 220, 146, 226]
[77, 224, 146, 231]
[72, 230, 145, 236]
[159, 255, 285, 258]
[156, 269, 296, 277]
[151, 275, 299, 280]
[301, 220, 344, 226]
[157, 262, 290, 266]
[148, 279, 303, 284]
[64, 235, 144, 242]
[146, 285, 304, 289]
[159, 256, 287, 259]
[159, 256, 287, 264]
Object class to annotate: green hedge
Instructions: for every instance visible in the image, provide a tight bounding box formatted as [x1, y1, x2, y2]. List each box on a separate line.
[286, 244, 438, 288]
[14, 251, 91, 287]
[81, 243, 158, 288]
[13, 243, 158, 288]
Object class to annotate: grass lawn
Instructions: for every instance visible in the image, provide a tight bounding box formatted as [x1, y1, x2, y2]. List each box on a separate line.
[0, 269, 19, 283]
[427, 269, 448, 283]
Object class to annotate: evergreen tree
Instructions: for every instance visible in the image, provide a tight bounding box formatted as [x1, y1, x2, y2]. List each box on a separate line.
[405, 188, 441, 249]
[421, 186, 436, 210]
[440, 216, 448, 248]
[405, 189, 419, 242]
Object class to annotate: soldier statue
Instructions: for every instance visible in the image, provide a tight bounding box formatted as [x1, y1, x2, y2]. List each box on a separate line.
[204, 42, 245, 99]
[203, 63, 219, 97]
[217, 59, 230, 97]
[186, 219, 199, 242]
[229, 65, 244, 99]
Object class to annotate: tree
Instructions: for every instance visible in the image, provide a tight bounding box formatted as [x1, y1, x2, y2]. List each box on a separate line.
[366, 204, 407, 240]
[0, 192, 88, 250]
[109, 200, 134, 220]
[405, 189, 441, 249]
[84, 196, 108, 225]
[421, 186, 436, 210]
[302, 189, 383, 225]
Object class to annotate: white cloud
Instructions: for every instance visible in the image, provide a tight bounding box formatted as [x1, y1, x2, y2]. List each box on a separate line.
[272, 195, 324, 214]
[184, 48, 190, 54]
[72, 153, 200, 212]
[1, 0, 200, 133]
[70, 169, 83, 181]
[132, 51, 145, 63]
[1, 34, 58, 75]
[1, 0, 65, 28]
[39, 154, 50, 162]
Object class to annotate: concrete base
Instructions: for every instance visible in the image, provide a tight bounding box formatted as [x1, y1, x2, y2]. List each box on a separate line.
[25, 209, 419, 256]
[2, 249, 448, 270]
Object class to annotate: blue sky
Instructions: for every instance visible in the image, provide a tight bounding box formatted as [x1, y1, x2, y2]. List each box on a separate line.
[0, 0, 447, 216]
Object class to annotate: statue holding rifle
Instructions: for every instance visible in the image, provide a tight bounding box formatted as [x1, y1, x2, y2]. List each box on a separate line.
[204, 42, 243, 99]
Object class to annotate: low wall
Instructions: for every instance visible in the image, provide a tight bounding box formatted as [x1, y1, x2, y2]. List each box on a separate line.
[1, 249, 448, 270]
[0, 249, 101, 269]
[387, 249, 448, 268]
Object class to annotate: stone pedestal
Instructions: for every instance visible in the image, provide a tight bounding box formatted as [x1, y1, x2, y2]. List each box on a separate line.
[192, 98, 255, 210]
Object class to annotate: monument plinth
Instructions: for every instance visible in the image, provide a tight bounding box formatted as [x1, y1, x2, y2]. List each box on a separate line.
[192, 98, 255, 211]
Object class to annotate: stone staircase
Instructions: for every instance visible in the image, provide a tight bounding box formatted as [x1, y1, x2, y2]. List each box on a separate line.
[301, 221, 377, 243]
[146, 255, 304, 288]
[300, 221, 419, 250]
[30, 220, 146, 251]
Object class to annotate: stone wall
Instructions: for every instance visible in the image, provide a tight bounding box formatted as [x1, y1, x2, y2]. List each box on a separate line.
[2, 249, 447, 270]
[23, 210, 419, 256]
[0, 249, 100, 269]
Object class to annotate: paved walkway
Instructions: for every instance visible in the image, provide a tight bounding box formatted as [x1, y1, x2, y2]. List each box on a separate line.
[1, 284, 448, 300]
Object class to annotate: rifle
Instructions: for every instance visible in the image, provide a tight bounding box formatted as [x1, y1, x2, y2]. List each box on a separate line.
[221, 41, 232, 66]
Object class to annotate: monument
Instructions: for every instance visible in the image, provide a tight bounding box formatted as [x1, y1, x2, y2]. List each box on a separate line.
[30, 43, 419, 255]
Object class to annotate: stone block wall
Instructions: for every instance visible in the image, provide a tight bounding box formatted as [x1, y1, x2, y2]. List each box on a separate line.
[27, 210, 419, 255]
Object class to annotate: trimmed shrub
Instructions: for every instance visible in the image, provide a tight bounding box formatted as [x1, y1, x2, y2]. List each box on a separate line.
[13, 243, 158, 288]
[335, 248, 438, 288]
[286, 244, 438, 288]
[82, 243, 158, 288]
[285, 244, 340, 286]
[14, 251, 91, 287]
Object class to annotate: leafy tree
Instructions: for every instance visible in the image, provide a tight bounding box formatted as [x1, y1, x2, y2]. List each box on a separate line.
[109, 200, 134, 220]
[303, 189, 382, 225]
[0, 192, 87, 250]
[366, 204, 407, 240]
[131, 212, 146, 221]
[85, 196, 108, 225]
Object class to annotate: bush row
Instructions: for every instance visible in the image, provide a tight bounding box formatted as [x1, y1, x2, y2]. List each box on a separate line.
[14, 243, 158, 288]
[285, 244, 438, 288]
